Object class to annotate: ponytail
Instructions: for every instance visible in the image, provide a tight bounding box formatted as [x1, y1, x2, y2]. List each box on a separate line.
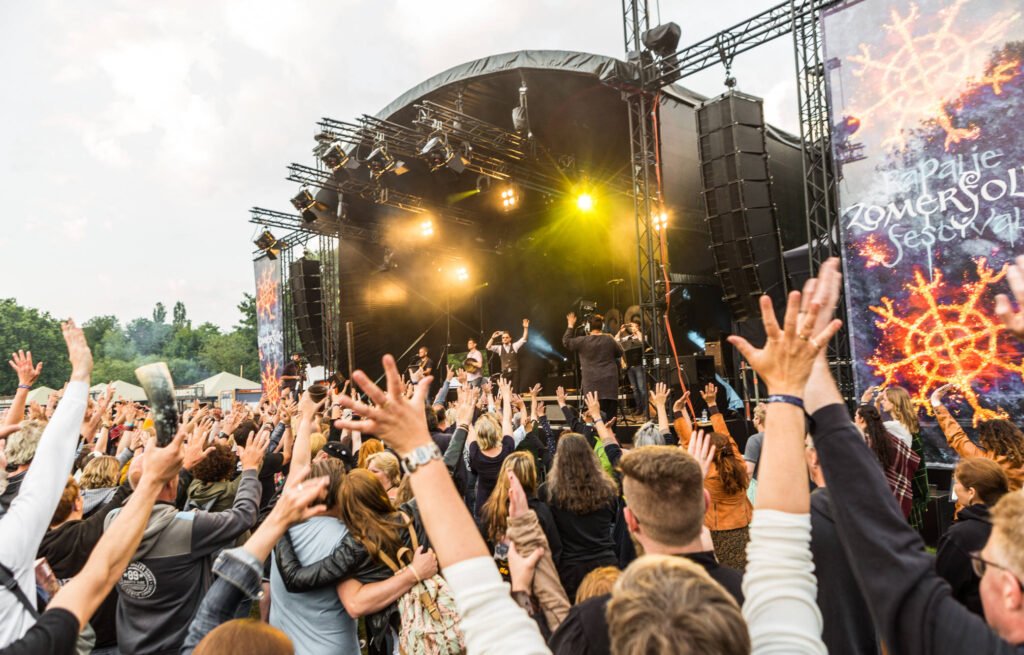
[710, 433, 749, 495]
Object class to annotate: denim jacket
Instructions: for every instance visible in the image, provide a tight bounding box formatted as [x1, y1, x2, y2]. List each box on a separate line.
[180, 547, 263, 654]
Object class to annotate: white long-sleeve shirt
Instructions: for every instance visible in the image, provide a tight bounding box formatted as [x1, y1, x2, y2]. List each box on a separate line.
[0, 380, 88, 646]
[742, 509, 826, 654]
[444, 556, 550, 655]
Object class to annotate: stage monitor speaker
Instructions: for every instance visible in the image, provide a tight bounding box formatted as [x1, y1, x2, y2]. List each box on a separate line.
[697, 91, 787, 323]
[289, 259, 324, 366]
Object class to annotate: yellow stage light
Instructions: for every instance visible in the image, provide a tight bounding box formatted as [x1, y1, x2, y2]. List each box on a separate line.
[576, 192, 595, 212]
[654, 211, 669, 231]
[420, 219, 435, 237]
[453, 266, 469, 282]
[500, 186, 518, 211]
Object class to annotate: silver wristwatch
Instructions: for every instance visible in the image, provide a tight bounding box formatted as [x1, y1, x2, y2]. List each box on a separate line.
[401, 442, 443, 474]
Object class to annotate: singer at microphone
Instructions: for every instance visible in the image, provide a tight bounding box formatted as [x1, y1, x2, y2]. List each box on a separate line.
[485, 318, 530, 392]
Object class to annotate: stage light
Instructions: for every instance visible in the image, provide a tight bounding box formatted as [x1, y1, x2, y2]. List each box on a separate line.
[320, 140, 358, 171]
[290, 188, 325, 223]
[421, 134, 469, 174]
[642, 22, 681, 57]
[420, 219, 435, 238]
[576, 192, 595, 212]
[654, 211, 669, 231]
[254, 230, 284, 260]
[500, 186, 519, 211]
[366, 142, 408, 180]
[453, 266, 469, 283]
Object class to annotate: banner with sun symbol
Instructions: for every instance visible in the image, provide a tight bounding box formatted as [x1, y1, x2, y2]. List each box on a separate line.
[822, 0, 1024, 438]
[254, 256, 284, 403]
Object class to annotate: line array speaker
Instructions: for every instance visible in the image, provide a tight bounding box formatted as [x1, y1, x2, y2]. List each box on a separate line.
[289, 258, 324, 367]
[697, 91, 787, 322]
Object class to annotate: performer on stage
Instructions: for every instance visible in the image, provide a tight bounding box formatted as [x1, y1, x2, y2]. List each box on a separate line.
[616, 321, 647, 418]
[280, 351, 306, 396]
[485, 319, 529, 391]
[564, 312, 623, 420]
[465, 337, 484, 388]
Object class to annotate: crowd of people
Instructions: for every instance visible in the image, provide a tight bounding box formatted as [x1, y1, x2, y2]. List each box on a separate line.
[2, 256, 1024, 654]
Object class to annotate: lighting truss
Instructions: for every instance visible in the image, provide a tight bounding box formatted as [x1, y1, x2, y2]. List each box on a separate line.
[285, 163, 476, 226]
[249, 207, 382, 243]
[643, 0, 841, 89]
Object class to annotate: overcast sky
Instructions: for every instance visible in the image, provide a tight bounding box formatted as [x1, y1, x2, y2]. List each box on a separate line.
[0, 0, 797, 329]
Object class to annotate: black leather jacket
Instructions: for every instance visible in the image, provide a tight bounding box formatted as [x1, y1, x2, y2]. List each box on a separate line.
[272, 501, 428, 650]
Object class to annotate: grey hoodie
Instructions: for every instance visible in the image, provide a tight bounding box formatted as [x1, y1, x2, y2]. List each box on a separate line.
[104, 469, 261, 655]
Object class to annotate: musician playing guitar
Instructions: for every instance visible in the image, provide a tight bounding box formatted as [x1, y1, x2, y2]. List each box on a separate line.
[465, 338, 484, 389]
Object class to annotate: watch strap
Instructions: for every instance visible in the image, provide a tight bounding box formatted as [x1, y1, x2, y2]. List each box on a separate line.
[401, 442, 443, 475]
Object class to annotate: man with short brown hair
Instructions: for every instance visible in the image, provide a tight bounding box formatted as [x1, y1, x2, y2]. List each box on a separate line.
[549, 445, 742, 655]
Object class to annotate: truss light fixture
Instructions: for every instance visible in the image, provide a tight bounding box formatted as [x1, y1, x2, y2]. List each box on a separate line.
[366, 142, 408, 180]
[254, 230, 284, 260]
[290, 188, 323, 223]
[500, 185, 519, 211]
[642, 22, 682, 57]
[421, 134, 468, 174]
[320, 140, 358, 171]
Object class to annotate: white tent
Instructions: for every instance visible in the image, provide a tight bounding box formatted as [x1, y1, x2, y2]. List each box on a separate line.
[25, 386, 56, 404]
[196, 372, 261, 398]
[90, 380, 147, 402]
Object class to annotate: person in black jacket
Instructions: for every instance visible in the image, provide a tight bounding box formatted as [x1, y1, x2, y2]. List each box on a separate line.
[936, 456, 1011, 617]
[762, 256, 1024, 654]
[805, 438, 881, 654]
[37, 476, 131, 653]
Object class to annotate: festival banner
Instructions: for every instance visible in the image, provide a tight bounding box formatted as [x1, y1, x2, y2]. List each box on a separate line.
[254, 256, 284, 403]
[822, 0, 1024, 434]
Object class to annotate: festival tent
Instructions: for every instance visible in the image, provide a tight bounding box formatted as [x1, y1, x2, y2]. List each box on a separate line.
[90, 380, 147, 402]
[196, 372, 261, 398]
[25, 386, 56, 404]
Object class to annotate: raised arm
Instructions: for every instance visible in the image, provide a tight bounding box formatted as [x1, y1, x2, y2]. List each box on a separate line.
[727, 262, 843, 654]
[651, 382, 670, 433]
[516, 318, 530, 350]
[334, 356, 550, 654]
[499, 378, 514, 438]
[49, 431, 183, 631]
[285, 391, 320, 487]
[929, 384, 987, 459]
[5, 351, 42, 426]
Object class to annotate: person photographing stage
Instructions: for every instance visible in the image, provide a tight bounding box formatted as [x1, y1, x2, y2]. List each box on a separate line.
[616, 321, 647, 418]
[485, 318, 529, 391]
[564, 312, 623, 420]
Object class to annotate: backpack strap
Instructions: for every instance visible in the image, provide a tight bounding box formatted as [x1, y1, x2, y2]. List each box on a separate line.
[0, 562, 39, 619]
[378, 512, 418, 574]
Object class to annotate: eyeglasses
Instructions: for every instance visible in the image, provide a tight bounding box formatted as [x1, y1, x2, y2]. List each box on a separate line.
[969, 551, 1024, 591]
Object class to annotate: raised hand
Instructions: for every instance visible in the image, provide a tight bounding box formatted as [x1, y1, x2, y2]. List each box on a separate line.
[268, 465, 330, 526]
[700, 382, 717, 406]
[566, 312, 577, 328]
[995, 255, 1024, 341]
[672, 389, 690, 415]
[860, 385, 880, 404]
[139, 431, 186, 488]
[333, 354, 434, 456]
[508, 471, 529, 519]
[584, 391, 603, 422]
[729, 258, 843, 396]
[456, 368, 468, 386]
[687, 429, 716, 479]
[497, 377, 513, 400]
[445, 365, 455, 382]
[182, 425, 215, 471]
[8, 351, 42, 388]
[238, 429, 270, 471]
[649, 381, 669, 407]
[930, 383, 956, 408]
[455, 387, 478, 426]
[555, 385, 567, 408]
[482, 379, 493, 396]
[62, 319, 93, 382]
[522, 318, 530, 329]
[508, 542, 545, 593]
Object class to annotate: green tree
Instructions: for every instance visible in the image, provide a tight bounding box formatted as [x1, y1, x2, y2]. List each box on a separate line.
[172, 301, 188, 329]
[126, 318, 171, 356]
[0, 298, 70, 389]
[152, 302, 167, 324]
[236, 293, 257, 340]
[82, 315, 119, 347]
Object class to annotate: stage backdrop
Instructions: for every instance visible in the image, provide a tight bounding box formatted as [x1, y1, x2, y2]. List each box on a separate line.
[823, 0, 1024, 430]
[254, 256, 284, 403]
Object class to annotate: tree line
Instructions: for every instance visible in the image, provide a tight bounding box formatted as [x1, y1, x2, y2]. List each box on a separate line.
[0, 296, 260, 391]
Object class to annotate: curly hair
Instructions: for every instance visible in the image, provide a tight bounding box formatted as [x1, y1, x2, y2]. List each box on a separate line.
[480, 451, 538, 544]
[190, 442, 237, 483]
[977, 419, 1024, 469]
[547, 433, 618, 514]
[857, 405, 896, 472]
[80, 456, 121, 489]
[4, 420, 46, 467]
[709, 433, 748, 496]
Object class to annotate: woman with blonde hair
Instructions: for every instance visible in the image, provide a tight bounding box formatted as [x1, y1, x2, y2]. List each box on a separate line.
[366, 451, 401, 503]
[877, 385, 930, 529]
[469, 380, 517, 517]
[79, 455, 123, 517]
[480, 452, 561, 566]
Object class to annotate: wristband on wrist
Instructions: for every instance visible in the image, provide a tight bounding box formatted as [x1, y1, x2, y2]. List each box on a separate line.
[764, 394, 805, 410]
[17, 384, 30, 390]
